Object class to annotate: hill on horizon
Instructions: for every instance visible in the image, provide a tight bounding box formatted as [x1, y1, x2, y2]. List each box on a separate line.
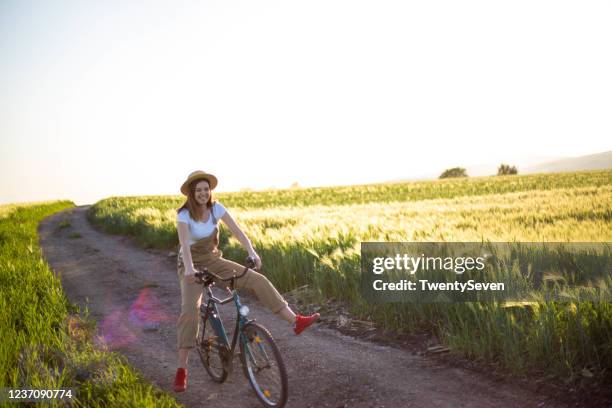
[521, 150, 612, 174]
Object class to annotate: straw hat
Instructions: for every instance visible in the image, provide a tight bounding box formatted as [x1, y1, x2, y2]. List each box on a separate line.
[180, 171, 218, 195]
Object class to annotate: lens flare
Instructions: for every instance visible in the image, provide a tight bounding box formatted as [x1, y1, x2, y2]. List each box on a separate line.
[99, 309, 136, 348]
[129, 287, 171, 328]
[98, 288, 170, 348]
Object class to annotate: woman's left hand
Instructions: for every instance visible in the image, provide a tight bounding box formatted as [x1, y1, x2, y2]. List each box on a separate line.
[249, 252, 262, 270]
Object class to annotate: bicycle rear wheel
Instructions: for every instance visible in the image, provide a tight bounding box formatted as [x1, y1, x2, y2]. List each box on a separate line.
[240, 322, 288, 407]
[196, 311, 228, 383]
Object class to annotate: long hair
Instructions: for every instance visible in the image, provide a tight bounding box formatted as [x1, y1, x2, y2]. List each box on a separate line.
[177, 179, 214, 221]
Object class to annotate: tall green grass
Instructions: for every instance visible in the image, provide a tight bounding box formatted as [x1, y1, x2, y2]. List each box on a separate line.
[0, 202, 180, 407]
[87, 170, 612, 382]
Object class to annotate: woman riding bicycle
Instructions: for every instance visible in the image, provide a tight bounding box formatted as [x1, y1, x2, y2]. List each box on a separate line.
[174, 170, 320, 392]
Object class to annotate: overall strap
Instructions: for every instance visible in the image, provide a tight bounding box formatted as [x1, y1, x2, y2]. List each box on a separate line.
[209, 202, 218, 225]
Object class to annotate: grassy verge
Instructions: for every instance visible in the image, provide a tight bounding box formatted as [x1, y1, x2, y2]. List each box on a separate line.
[0, 202, 180, 407]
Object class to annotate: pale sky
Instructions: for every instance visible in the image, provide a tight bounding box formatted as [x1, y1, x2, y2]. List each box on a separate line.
[1, 0, 611, 205]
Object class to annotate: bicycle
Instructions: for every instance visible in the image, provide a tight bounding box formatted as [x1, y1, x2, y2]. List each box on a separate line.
[194, 257, 288, 408]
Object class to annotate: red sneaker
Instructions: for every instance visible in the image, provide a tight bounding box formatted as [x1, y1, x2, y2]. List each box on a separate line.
[174, 368, 187, 392]
[294, 313, 320, 335]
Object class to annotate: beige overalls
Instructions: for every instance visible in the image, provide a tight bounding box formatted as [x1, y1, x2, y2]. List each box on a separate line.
[176, 217, 288, 349]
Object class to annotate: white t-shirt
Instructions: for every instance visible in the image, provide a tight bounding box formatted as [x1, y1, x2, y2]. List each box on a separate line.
[177, 202, 227, 245]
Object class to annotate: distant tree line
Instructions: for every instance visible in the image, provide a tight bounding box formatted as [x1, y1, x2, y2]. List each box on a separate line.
[497, 164, 518, 175]
[439, 167, 468, 179]
[439, 164, 518, 179]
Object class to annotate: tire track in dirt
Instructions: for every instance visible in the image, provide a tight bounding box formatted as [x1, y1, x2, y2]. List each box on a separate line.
[39, 206, 569, 408]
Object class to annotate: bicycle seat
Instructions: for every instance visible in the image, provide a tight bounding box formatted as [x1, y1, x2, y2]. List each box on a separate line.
[194, 269, 215, 286]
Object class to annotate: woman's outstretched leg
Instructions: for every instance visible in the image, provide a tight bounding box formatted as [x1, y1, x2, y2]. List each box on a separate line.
[238, 270, 320, 334]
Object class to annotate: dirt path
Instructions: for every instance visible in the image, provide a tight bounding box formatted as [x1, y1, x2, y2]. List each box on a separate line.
[39, 206, 570, 408]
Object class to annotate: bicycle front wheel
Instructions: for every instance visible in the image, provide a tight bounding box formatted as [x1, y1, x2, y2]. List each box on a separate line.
[240, 322, 288, 407]
[197, 311, 228, 383]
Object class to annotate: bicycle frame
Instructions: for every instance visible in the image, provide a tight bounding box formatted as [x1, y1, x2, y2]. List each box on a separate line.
[199, 281, 255, 369]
